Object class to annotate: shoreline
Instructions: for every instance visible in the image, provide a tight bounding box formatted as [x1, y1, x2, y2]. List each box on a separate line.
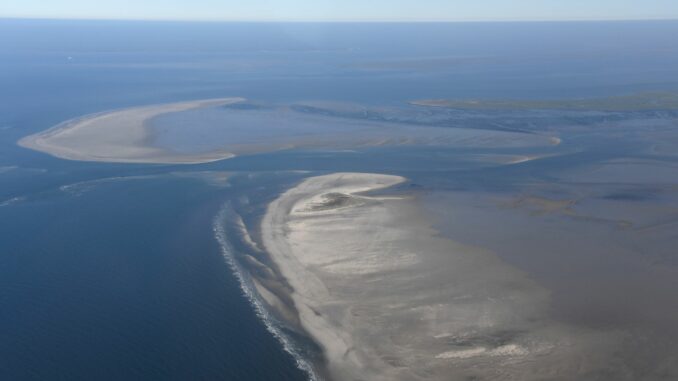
[18, 97, 561, 166]
[212, 204, 322, 381]
[409, 91, 678, 111]
[18, 98, 244, 164]
[260, 172, 407, 380]
[257, 172, 623, 381]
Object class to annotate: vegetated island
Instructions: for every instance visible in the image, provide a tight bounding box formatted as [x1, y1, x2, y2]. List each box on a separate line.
[411, 92, 678, 111]
[18, 98, 245, 164]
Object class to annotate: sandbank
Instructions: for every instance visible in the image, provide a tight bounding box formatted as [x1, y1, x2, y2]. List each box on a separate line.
[259, 172, 622, 380]
[18, 98, 244, 164]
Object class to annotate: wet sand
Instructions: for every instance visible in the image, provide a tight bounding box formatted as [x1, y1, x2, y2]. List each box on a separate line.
[19, 98, 560, 165]
[18, 98, 244, 164]
[260, 172, 626, 381]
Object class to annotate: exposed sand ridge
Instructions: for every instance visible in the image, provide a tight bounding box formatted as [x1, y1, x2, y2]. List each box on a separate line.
[258, 172, 628, 381]
[18, 98, 244, 164]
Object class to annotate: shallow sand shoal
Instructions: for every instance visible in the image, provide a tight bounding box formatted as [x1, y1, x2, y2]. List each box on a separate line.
[260, 172, 627, 381]
[18, 98, 244, 164]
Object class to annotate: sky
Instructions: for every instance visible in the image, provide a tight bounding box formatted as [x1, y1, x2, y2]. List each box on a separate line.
[2, 0, 678, 22]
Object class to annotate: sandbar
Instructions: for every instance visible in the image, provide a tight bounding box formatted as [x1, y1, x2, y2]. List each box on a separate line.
[260, 172, 624, 380]
[18, 98, 244, 164]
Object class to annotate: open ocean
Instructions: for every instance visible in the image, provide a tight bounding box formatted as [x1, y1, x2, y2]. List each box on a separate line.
[2, 19, 678, 380]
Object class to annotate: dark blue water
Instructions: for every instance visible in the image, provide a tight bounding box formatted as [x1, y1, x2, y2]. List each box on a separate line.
[2, 19, 678, 380]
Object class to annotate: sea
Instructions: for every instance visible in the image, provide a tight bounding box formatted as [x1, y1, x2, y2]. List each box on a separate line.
[1, 19, 678, 380]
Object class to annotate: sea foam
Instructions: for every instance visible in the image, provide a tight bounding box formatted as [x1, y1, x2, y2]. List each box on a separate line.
[212, 203, 321, 381]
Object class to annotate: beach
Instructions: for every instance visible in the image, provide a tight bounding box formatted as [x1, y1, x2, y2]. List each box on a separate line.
[18, 97, 560, 166]
[18, 98, 244, 164]
[258, 172, 626, 381]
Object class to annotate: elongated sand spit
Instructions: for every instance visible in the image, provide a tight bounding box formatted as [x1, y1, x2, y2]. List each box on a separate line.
[18, 98, 244, 164]
[260, 172, 626, 381]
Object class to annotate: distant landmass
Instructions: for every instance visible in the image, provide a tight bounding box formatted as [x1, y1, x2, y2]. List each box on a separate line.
[411, 92, 678, 111]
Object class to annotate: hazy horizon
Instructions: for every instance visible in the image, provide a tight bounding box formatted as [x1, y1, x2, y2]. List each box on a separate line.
[3, 16, 678, 23]
[2, 0, 678, 23]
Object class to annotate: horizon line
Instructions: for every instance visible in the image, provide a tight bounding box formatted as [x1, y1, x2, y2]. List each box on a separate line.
[2, 15, 678, 23]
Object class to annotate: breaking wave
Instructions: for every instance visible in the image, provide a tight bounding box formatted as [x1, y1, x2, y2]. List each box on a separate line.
[212, 203, 321, 381]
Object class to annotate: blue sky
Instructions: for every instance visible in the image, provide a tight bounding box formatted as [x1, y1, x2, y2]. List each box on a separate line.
[2, 0, 678, 21]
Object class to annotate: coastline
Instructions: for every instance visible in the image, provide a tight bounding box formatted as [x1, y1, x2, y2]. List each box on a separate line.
[18, 97, 561, 166]
[256, 172, 624, 381]
[409, 92, 678, 111]
[18, 98, 244, 164]
[213, 204, 322, 381]
[261, 173, 409, 380]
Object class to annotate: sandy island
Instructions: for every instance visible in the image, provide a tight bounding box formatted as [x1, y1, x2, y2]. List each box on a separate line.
[18, 98, 244, 164]
[259, 172, 625, 381]
[19, 97, 560, 165]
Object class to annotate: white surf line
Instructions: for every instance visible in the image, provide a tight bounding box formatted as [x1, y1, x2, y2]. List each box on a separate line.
[212, 204, 322, 381]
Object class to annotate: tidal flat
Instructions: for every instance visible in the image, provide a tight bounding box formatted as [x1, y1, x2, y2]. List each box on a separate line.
[6, 20, 678, 381]
[15, 93, 678, 380]
[411, 92, 678, 111]
[256, 172, 629, 381]
[19, 99, 560, 165]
